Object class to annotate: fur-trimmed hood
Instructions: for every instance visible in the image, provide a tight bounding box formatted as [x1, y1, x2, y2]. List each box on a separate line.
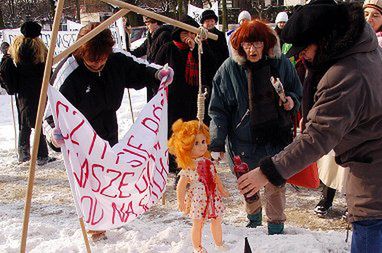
[231, 29, 282, 65]
[313, 3, 368, 67]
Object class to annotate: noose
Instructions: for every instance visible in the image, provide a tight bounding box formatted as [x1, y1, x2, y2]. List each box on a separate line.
[194, 27, 209, 127]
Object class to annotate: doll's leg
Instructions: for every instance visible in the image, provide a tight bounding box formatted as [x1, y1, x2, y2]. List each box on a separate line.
[192, 218, 204, 251]
[210, 217, 223, 246]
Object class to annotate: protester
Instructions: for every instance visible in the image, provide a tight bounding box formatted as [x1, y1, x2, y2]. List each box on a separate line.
[0, 42, 10, 91]
[44, 22, 173, 241]
[226, 10, 251, 56]
[208, 20, 302, 235]
[122, 17, 131, 52]
[155, 15, 217, 185]
[131, 16, 173, 101]
[200, 9, 229, 68]
[274, 12, 288, 49]
[0, 42, 9, 59]
[363, 0, 382, 47]
[0, 22, 54, 165]
[237, 1, 382, 251]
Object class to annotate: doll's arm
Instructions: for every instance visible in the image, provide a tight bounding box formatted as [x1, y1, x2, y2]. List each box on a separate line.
[176, 176, 189, 212]
[215, 174, 230, 197]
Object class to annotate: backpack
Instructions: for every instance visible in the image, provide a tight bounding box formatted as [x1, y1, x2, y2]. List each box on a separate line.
[0, 55, 18, 95]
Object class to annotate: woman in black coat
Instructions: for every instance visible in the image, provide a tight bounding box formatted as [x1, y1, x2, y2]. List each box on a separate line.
[0, 22, 52, 164]
[154, 15, 217, 176]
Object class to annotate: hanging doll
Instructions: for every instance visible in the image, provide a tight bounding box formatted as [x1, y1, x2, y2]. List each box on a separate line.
[168, 119, 229, 253]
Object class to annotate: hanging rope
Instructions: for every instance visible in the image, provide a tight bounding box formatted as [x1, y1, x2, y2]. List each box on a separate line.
[195, 27, 209, 127]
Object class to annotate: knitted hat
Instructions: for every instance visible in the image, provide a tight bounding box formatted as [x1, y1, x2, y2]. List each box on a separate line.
[281, 0, 339, 57]
[238, 11, 251, 24]
[275, 12, 288, 24]
[200, 9, 218, 24]
[172, 15, 199, 42]
[363, 0, 382, 13]
[20, 21, 42, 38]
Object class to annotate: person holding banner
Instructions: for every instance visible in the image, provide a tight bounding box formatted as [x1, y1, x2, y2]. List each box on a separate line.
[44, 22, 173, 241]
[0, 21, 54, 165]
[208, 20, 302, 235]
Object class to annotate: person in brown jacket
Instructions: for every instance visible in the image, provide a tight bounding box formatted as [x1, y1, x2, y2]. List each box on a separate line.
[237, 0, 382, 252]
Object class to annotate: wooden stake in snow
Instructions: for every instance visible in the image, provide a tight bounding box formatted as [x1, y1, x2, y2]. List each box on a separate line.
[10, 95, 17, 153]
[20, 0, 66, 251]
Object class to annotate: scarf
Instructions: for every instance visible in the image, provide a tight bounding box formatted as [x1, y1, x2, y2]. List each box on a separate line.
[173, 40, 198, 86]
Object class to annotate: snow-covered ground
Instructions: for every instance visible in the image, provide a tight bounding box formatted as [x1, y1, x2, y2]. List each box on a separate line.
[0, 90, 350, 253]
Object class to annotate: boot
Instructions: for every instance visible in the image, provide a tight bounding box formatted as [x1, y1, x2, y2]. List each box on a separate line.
[246, 209, 262, 228]
[314, 185, 336, 216]
[268, 222, 284, 235]
[18, 126, 31, 163]
[87, 230, 107, 242]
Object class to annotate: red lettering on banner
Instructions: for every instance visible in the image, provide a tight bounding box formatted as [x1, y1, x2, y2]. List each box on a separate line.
[111, 201, 138, 224]
[134, 164, 149, 194]
[74, 158, 89, 188]
[142, 117, 159, 135]
[81, 196, 104, 225]
[138, 195, 149, 212]
[70, 119, 85, 145]
[152, 104, 162, 121]
[100, 169, 121, 198]
[118, 172, 135, 198]
[91, 164, 104, 193]
[55, 101, 69, 139]
[101, 142, 107, 159]
[88, 131, 97, 155]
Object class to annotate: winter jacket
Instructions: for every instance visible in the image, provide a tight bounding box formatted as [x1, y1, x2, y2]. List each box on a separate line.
[155, 41, 217, 131]
[260, 18, 382, 222]
[45, 50, 161, 146]
[0, 55, 45, 128]
[203, 27, 229, 68]
[131, 25, 173, 63]
[208, 47, 302, 168]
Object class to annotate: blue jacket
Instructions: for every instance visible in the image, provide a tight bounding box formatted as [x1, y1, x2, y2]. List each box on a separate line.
[208, 52, 302, 168]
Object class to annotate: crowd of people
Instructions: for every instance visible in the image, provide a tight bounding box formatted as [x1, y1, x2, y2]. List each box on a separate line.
[0, 0, 382, 252]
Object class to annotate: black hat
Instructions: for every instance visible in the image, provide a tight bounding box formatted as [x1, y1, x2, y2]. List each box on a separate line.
[20, 21, 42, 38]
[172, 15, 199, 42]
[200, 9, 218, 24]
[282, 0, 339, 58]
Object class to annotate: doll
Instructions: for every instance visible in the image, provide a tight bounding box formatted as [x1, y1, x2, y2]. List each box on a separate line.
[168, 119, 229, 253]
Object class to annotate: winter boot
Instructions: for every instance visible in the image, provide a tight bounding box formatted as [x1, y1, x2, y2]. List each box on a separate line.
[37, 156, 57, 166]
[18, 145, 30, 163]
[268, 222, 284, 235]
[246, 209, 262, 228]
[314, 185, 335, 216]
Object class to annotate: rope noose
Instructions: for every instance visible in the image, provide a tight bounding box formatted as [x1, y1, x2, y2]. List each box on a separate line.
[195, 27, 209, 128]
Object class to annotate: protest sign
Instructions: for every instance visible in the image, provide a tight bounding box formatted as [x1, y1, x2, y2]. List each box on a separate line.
[47, 81, 168, 230]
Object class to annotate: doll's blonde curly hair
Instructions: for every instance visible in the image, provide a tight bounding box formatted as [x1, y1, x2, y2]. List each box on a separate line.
[168, 119, 211, 170]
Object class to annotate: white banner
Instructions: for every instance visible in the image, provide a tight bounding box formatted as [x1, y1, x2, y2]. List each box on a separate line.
[47, 82, 169, 230]
[0, 27, 123, 57]
[187, 2, 219, 26]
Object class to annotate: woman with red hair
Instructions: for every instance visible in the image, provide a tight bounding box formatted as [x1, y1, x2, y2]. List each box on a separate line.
[208, 20, 302, 235]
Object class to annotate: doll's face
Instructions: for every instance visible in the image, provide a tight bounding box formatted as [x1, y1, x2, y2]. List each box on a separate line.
[190, 133, 208, 159]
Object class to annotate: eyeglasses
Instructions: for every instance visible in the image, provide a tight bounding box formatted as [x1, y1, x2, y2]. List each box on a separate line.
[144, 20, 152, 24]
[241, 41, 264, 50]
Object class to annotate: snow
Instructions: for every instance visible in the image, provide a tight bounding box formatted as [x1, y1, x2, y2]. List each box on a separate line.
[0, 91, 350, 253]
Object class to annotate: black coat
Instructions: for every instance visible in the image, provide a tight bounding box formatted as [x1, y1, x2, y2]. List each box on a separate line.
[131, 25, 173, 63]
[203, 27, 229, 68]
[155, 41, 217, 130]
[0, 56, 45, 128]
[51, 52, 160, 145]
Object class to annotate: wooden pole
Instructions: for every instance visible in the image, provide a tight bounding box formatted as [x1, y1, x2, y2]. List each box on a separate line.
[102, 0, 219, 41]
[10, 95, 17, 152]
[79, 218, 92, 253]
[19, 0, 65, 252]
[127, 89, 135, 123]
[53, 9, 130, 65]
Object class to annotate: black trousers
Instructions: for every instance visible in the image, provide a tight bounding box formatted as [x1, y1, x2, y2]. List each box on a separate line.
[18, 125, 48, 161]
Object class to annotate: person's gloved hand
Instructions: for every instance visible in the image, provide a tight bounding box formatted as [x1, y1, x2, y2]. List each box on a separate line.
[157, 65, 174, 87]
[51, 127, 65, 148]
